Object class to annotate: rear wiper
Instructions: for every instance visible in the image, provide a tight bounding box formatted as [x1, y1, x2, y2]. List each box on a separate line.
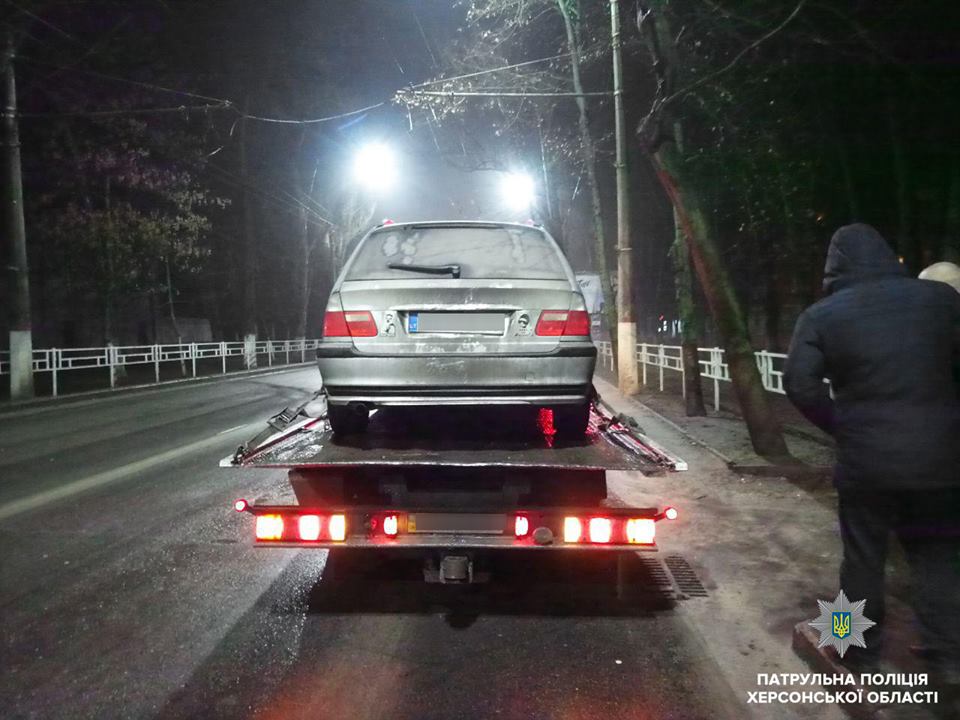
[387, 262, 461, 279]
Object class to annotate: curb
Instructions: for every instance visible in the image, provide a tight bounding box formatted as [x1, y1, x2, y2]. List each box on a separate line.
[0, 363, 315, 418]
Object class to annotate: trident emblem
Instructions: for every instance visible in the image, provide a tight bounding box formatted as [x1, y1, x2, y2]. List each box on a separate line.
[832, 611, 851, 639]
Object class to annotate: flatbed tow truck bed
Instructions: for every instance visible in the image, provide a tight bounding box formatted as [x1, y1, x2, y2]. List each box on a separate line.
[224, 393, 685, 582]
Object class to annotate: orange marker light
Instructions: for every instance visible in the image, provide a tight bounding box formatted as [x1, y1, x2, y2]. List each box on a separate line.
[255, 514, 284, 540]
[328, 514, 347, 542]
[563, 517, 582, 543]
[298, 515, 322, 541]
[625, 518, 656, 545]
[383, 514, 399, 537]
[588, 517, 613, 544]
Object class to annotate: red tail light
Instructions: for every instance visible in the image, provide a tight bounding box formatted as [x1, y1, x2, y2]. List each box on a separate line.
[383, 514, 399, 537]
[625, 518, 656, 545]
[255, 514, 284, 540]
[563, 517, 582, 543]
[323, 311, 378, 338]
[664, 507, 678, 521]
[328, 514, 347, 542]
[323, 311, 350, 337]
[535, 310, 591, 337]
[588, 517, 613, 544]
[298, 515, 322, 541]
[514, 515, 530, 538]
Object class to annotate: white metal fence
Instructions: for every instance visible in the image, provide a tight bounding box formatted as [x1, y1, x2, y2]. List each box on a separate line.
[0, 339, 321, 398]
[596, 341, 789, 412]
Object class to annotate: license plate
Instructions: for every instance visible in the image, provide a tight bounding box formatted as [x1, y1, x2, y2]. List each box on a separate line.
[407, 513, 505, 535]
[407, 312, 504, 334]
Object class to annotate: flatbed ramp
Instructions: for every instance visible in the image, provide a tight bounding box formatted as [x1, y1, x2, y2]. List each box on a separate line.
[224, 400, 685, 472]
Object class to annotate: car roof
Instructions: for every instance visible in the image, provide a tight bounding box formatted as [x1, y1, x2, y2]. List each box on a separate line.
[372, 220, 543, 232]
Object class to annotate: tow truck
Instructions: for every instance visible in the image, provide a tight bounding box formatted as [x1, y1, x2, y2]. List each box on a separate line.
[224, 389, 685, 588]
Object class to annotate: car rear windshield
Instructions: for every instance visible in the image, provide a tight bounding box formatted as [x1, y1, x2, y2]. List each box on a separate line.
[344, 225, 569, 281]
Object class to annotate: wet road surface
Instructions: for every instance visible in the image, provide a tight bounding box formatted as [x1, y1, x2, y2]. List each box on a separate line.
[1, 369, 743, 719]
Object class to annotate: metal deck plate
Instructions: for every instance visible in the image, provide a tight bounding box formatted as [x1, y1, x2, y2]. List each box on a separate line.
[230, 405, 666, 472]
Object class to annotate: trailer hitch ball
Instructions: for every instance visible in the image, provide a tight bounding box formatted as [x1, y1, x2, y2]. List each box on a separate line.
[532, 526, 554, 545]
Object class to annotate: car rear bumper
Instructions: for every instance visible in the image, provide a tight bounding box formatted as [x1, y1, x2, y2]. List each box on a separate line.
[318, 343, 596, 406]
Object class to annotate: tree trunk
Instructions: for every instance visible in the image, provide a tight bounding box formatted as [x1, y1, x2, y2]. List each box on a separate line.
[653, 145, 790, 460]
[671, 208, 706, 416]
[165, 256, 187, 376]
[557, 0, 618, 363]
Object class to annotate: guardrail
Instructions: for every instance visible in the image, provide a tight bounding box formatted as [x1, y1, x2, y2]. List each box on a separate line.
[596, 342, 788, 411]
[1, 339, 321, 397]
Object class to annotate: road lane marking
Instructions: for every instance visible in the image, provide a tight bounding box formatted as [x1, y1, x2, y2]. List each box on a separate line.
[0, 424, 255, 521]
[218, 424, 248, 435]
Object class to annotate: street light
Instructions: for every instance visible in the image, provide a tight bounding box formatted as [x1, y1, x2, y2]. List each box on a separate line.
[500, 172, 535, 211]
[352, 142, 396, 192]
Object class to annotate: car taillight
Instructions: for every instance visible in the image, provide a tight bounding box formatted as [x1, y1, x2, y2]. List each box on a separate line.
[344, 311, 377, 337]
[298, 515, 322, 541]
[514, 515, 530, 538]
[588, 517, 613, 544]
[563, 517, 582, 543]
[323, 311, 350, 337]
[625, 518, 656, 545]
[255, 514, 284, 540]
[383, 514, 399, 537]
[323, 310, 377, 337]
[535, 310, 590, 336]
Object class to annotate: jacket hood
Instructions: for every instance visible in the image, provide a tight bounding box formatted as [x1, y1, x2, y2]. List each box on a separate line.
[823, 223, 906, 293]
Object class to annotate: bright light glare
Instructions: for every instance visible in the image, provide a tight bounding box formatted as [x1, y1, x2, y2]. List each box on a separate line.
[501, 172, 535, 210]
[255, 514, 284, 541]
[664, 507, 679, 521]
[329, 513, 347, 542]
[298, 515, 321, 541]
[588, 517, 613, 544]
[514, 515, 530, 538]
[383, 514, 399, 537]
[625, 518, 656, 545]
[353, 143, 396, 191]
[563, 516, 582, 543]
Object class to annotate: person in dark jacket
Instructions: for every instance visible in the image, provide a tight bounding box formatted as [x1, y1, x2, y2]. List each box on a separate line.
[784, 223, 960, 672]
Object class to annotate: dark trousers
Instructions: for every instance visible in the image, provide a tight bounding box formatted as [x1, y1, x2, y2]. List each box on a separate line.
[837, 484, 960, 663]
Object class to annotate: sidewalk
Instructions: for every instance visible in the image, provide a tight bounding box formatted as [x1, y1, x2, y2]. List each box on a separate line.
[594, 377, 950, 720]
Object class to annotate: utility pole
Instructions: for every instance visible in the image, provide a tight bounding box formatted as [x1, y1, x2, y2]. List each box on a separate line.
[3, 29, 33, 400]
[611, 0, 638, 394]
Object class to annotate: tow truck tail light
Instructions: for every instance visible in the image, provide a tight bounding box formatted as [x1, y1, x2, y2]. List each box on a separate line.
[328, 514, 347, 542]
[664, 507, 678, 521]
[563, 517, 582, 543]
[514, 515, 530, 538]
[588, 517, 613, 544]
[255, 514, 284, 540]
[535, 310, 591, 336]
[382, 514, 399, 537]
[323, 311, 378, 338]
[625, 518, 656, 545]
[298, 514, 322, 541]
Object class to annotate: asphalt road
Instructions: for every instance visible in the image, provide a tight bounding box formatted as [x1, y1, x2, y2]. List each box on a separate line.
[1, 368, 745, 720]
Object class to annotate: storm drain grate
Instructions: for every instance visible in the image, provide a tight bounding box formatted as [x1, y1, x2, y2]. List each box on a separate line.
[634, 555, 676, 598]
[664, 555, 709, 597]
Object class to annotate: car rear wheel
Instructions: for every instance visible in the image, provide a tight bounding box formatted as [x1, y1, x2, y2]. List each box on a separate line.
[551, 402, 590, 439]
[327, 404, 369, 435]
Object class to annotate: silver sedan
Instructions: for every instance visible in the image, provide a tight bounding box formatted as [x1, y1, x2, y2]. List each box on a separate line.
[317, 221, 597, 436]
